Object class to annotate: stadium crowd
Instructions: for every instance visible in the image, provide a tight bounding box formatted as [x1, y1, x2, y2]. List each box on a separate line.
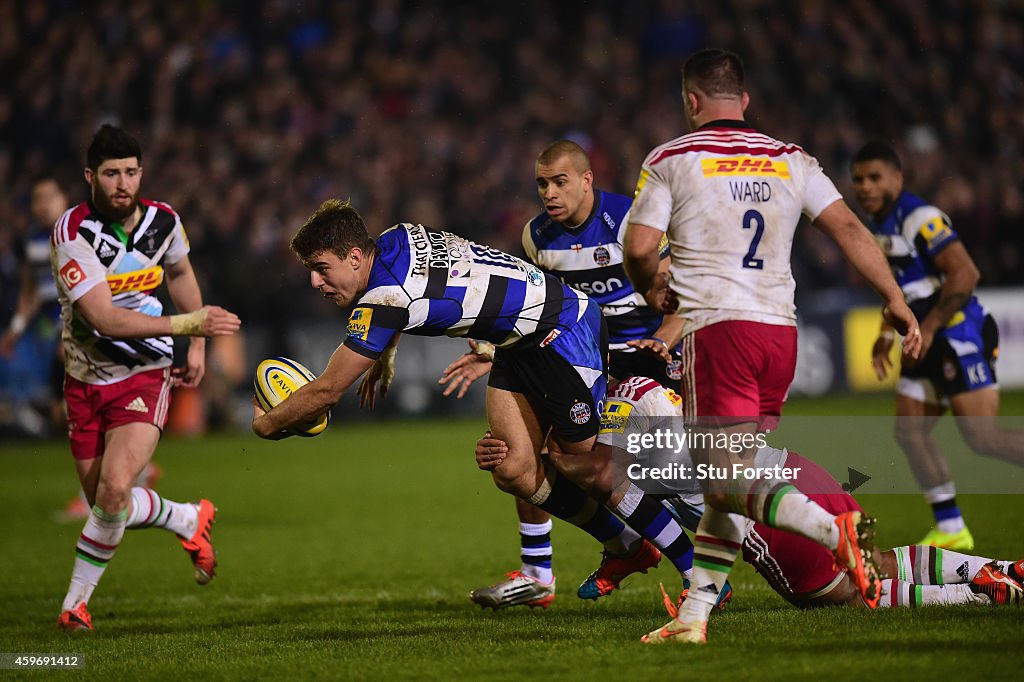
[1, 0, 1023, 331]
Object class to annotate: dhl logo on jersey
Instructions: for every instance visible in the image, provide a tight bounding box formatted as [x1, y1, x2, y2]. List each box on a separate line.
[106, 266, 164, 295]
[701, 157, 790, 178]
[347, 307, 373, 341]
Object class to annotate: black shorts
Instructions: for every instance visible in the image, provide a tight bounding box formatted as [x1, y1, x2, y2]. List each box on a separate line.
[489, 316, 608, 444]
[608, 348, 681, 391]
[902, 312, 999, 397]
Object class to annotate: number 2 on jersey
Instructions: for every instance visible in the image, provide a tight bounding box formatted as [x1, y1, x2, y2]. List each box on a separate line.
[741, 209, 765, 269]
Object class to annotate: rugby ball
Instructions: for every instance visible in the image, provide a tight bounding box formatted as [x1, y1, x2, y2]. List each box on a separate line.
[253, 356, 330, 437]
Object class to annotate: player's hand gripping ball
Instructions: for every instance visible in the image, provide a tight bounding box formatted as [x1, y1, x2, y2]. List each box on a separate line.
[253, 357, 330, 437]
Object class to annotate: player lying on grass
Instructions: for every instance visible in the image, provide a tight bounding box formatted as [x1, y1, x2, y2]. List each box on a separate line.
[252, 200, 698, 594]
[473, 386, 1024, 613]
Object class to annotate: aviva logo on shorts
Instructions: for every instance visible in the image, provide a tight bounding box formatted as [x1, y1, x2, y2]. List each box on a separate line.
[347, 308, 373, 341]
[599, 400, 634, 434]
[701, 157, 790, 178]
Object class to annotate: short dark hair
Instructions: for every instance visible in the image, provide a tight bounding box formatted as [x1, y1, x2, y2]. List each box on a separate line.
[537, 140, 591, 173]
[851, 141, 902, 171]
[290, 199, 376, 263]
[87, 124, 142, 170]
[682, 48, 745, 98]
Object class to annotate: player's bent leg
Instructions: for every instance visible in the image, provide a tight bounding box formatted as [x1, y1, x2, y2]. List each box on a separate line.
[486, 386, 641, 567]
[952, 387, 1024, 466]
[486, 387, 548, 498]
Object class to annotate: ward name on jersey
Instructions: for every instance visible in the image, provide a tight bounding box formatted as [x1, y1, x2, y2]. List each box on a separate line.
[343, 223, 592, 359]
[51, 199, 189, 384]
[522, 189, 668, 352]
[628, 121, 842, 334]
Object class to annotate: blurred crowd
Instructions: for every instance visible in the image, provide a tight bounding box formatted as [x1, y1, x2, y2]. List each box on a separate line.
[2, 0, 1023, 333]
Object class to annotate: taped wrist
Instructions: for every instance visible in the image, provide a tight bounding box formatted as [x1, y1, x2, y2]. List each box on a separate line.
[169, 309, 208, 336]
[472, 340, 496, 361]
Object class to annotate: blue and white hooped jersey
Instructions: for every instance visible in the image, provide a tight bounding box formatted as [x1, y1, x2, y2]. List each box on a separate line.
[522, 190, 668, 351]
[343, 224, 591, 359]
[869, 191, 960, 307]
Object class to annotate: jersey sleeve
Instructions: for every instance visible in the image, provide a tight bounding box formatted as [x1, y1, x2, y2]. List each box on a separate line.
[799, 154, 843, 221]
[627, 162, 674, 233]
[615, 208, 669, 259]
[342, 303, 411, 359]
[907, 207, 958, 259]
[53, 234, 108, 303]
[162, 212, 191, 265]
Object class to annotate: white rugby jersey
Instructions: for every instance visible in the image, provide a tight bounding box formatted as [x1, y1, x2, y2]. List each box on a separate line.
[598, 375, 702, 498]
[51, 199, 189, 384]
[629, 121, 842, 333]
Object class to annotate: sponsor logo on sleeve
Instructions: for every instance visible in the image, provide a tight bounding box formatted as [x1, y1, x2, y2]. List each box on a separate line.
[919, 217, 953, 249]
[347, 307, 373, 341]
[599, 399, 633, 433]
[633, 169, 650, 198]
[59, 259, 85, 290]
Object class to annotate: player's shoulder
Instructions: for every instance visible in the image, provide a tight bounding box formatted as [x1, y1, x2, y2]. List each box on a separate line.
[608, 375, 665, 404]
[51, 202, 93, 246]
[525, 212, 560, 246]
[596, 189, 633, 219]
[895, 191, 944, 226]
[140, 198, 180, 221]
[642, 125, 808, 168]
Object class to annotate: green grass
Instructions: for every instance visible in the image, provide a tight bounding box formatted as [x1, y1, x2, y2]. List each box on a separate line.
[2, 392, 1023, 680]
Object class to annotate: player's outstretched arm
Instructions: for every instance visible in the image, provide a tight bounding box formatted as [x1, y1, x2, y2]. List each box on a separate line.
[74, 278, 240, 341]
[253, 342, 374, 439]
[164, 255, 241, 387]
[813, 200, 921, 359]
[439, 339, 494, 399]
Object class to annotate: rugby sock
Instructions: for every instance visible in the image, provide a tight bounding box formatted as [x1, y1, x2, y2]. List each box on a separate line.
[125, 487, 199, 539]
[614, 483, 695, 575]
[519, 520, 554, 584]
[675, 507, 745, 623]
[62, 505, 127, 611]
[891, 545, 991, 585]
[529, 471, 641, 556]
[878, 579, 986, 607]
[924, 483, 965, 533]
[726, 478, 839, 550]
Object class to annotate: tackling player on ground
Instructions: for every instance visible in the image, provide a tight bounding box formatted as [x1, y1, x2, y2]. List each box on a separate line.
[53, 126, 241, 631]
[442, 140, 692, 609]
[473, 377, 1024, 614]
[622, 48, 921, 643]
[851, 141, 1024, 551]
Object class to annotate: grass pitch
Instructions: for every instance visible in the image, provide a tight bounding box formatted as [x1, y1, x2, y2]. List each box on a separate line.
[1, 391, 1022, 680]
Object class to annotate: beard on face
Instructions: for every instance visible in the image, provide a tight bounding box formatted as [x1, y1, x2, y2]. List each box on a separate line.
[92, 184, 138, 221]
